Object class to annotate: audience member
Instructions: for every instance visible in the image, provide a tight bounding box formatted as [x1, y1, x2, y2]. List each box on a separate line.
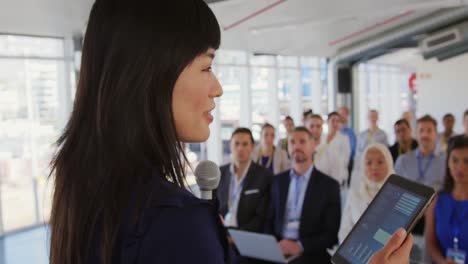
[217, 128, 272, 231]
[436, 113, 456, 154]
[252, 123, 289, 174]
[395, 115, 446, 191]
[305, 114, 323, 143]
[389, 119, 418, 162]
[351, 110, 389, 189]
[425, 136, 468, 264]
[302, 109, 313, 125]
[217, 128, 272, 264]
[356, 110, 389, 158]
[265, 127, 341, 263]
[314, 112, 351, 185]
[339, 143, 394, 243]
[278, 116, 295, 157]
[339, 106, 357, 176]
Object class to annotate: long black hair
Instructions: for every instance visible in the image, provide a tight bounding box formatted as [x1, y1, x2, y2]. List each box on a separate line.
[49, 0, 220, 263]
[443, 136, 468, 192]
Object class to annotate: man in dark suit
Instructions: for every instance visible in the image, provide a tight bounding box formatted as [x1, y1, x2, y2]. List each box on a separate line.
[389, 119, 418, 162]
[265, 127, 341, 264]
[217, 127, 273, 232]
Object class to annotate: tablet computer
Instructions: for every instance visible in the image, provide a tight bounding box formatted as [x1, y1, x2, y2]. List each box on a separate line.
[332, 174, 436, 264]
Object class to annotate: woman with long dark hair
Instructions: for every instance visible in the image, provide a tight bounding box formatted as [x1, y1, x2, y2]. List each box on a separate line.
[48, 0, 414, 263]
[49, 0, 226, 263]
[426, 136, 468, 264]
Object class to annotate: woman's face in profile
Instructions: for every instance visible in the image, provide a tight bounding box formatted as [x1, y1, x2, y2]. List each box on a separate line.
[364, 148, 388, 182]
[172, 48, 222, 142]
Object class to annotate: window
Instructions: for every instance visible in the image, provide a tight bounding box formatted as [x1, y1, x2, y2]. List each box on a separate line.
[214, 58, 246, 163]
[250, 66, 275, 140]
[357, 63, 414, 143]
[0, 35, 69, 233]
[211, 51, 326, 142]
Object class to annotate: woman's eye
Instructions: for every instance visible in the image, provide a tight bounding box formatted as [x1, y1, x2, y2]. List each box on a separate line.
[203, 67, 212, 72]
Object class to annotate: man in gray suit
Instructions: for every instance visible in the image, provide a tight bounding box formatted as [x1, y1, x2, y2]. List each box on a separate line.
[217, 127, 273, 233]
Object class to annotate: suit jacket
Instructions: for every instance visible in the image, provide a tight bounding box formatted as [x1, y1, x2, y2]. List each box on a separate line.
[88, 170, 230, 264]
[217, 162, 273, 233]
[265, 167, 341, 264]
[252, 146, 290, 175]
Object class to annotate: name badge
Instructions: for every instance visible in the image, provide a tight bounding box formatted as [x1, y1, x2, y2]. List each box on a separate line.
[224, 212, 236, 227]
[447, 248, 466, 264]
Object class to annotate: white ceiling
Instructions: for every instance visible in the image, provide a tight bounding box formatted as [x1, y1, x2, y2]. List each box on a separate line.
[0, 0, 466, 57]
[210, 0, 467, 56]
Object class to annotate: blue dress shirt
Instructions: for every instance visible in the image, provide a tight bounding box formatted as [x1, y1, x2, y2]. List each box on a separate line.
[342, 126, 357, 161]
[283, 165, 314, 240]
[395, 149, 446, 190]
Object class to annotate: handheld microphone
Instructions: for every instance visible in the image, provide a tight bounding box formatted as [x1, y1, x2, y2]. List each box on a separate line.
[194, 160, 221, 200]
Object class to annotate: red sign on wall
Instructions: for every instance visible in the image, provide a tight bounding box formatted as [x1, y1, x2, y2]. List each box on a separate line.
[408, 73, 417, 94]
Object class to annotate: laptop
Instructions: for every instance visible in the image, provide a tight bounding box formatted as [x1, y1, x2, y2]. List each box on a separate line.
[228, 229, 301, 263]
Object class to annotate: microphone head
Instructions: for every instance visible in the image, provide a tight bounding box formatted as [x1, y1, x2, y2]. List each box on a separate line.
[194, 160, 221, 191]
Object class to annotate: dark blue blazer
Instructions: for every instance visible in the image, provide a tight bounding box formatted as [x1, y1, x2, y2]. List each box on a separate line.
[265, 167, 341, 264]
[216, 162, 272, 233]
[88, 171, 230, 263]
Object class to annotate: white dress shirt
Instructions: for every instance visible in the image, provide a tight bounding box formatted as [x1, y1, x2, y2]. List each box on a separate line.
[315, 131, 351, 184]
[224, 161, 251, 227]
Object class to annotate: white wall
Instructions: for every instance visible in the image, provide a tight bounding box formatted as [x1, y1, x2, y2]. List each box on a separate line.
[409, 53, 468, 134]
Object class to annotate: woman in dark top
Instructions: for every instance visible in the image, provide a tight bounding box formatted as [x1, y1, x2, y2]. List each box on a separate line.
[47, 0, 415, 263]
[48, 0, 227, 263]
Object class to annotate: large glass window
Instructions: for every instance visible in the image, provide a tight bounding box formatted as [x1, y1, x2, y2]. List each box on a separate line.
[0, 35, 64, 58]
[356, 63, 414, 143]
[216, 65, 245, 164]
[211, 51, 327, 143]
[0, 35, 68, 233]
[251, 67, 275, 140]
[277, 67, 299, 139]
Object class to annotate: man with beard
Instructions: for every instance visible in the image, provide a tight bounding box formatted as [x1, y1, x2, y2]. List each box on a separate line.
[265, 127, 341, 264]
[395, 115, 446, 191]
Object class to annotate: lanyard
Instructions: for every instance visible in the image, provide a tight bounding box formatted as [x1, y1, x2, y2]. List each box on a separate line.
[416, 152, 434, 181]
[282, 139, 288, 152]
[451, 202, 468, 249]
[258, 147, 274, 169]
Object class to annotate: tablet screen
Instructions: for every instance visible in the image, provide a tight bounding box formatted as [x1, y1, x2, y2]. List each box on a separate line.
[336, 182, 426, 264]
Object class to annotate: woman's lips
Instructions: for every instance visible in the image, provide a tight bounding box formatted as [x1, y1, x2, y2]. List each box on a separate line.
[204, 112, 214, 123]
